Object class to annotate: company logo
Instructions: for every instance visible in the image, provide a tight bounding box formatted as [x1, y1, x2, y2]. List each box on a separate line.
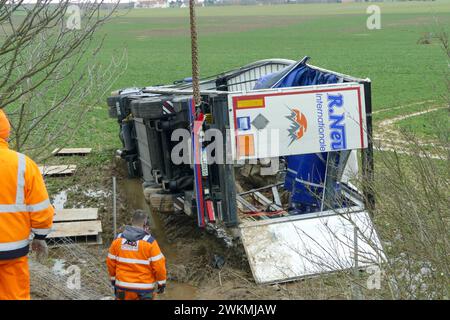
[327, 93, 347, 150]
[121, 239, 139, 251]
[286, 107, 307, 146]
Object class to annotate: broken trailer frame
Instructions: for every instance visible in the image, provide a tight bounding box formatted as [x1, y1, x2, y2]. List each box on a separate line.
[107, 59, 381, 284]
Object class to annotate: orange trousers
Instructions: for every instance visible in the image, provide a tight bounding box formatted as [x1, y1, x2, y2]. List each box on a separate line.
[0, 256, 30, 300]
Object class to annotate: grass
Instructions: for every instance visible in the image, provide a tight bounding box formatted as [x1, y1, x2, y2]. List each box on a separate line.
[99, 2, 449, 107]
[397, 107, 449, 141]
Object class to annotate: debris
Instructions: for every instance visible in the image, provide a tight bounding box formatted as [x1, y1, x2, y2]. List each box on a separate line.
[205, 223, 234, 248]
[83, 189, 111, 199]
[212, 254, 225, 269]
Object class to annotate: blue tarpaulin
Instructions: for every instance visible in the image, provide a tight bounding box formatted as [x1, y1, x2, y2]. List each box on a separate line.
[254, 57, 341, 213]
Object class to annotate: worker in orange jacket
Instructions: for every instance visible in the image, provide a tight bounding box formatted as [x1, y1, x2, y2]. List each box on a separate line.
[0, 109, 55, 300]
[106, 210, 167, 300]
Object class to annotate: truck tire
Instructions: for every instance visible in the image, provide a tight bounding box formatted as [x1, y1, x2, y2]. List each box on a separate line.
[130, 99, 164, 119]
[109, 106, 118, 118]
[143, 185, 162, 205]
[149, 192, 174, 213]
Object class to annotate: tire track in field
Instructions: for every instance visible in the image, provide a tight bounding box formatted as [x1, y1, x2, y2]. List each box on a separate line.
[372, 100, 436, 115]
[373, 101, 448, 159]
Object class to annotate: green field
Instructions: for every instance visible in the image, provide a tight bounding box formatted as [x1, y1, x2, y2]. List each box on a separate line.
[397, 107, 449, 140]
[71, 1, 450, 155]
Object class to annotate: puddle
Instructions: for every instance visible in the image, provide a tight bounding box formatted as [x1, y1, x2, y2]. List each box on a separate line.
[163, 282, 198, 300]
[120, 178, 199, 300]
[83, 189, 111, 198]
[51, 187, 111, 210]
[52, 259, 67, 276]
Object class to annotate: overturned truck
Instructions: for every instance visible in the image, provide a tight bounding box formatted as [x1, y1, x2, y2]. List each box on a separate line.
[107, 57, 383, 284]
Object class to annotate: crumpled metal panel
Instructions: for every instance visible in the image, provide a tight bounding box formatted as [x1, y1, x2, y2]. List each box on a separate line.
[240, 209, 384, 284]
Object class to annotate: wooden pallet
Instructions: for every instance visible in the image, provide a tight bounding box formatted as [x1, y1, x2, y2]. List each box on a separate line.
[39, 165, 77, 177]
[47, 208, 102, 245]
[54, 208, 98, 222]
[52, 148, 92, 156]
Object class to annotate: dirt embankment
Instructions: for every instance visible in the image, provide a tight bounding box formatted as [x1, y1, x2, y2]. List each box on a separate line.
[108, 158, 353, 300]
[41, 153, 350, 300]
[43, 155, 258, 299]
[111, 159, 265, 300]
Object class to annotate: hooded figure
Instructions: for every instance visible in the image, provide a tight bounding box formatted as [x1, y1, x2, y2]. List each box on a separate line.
[106, 210, 167, 300]
[0, 109, 11, 140]
[0, 108, 54, 300]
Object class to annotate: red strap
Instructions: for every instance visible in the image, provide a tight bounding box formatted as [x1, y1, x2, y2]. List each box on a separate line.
[242, 210, 285, 217]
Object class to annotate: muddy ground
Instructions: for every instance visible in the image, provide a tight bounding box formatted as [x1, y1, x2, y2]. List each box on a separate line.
[36, 153, 358, 300]
[102, 158, 279, 300]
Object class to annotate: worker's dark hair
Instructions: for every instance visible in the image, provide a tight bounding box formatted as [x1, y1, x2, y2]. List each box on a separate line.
[131, 209, 149, 226]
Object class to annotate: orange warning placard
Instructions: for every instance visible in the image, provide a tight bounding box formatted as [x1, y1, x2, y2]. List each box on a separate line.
[237, 134, 255, 157]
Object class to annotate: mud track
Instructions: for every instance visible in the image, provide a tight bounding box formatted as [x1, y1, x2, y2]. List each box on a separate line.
[373, 100, 448, 159]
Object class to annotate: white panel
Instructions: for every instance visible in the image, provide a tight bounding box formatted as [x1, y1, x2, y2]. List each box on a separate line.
[228, 82, 367, 160]
[240, 209, 384, 284]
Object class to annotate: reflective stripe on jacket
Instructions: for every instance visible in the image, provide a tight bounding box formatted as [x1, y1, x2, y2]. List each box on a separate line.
[0, 139, 55, 260]
[106, 234, 167, 292]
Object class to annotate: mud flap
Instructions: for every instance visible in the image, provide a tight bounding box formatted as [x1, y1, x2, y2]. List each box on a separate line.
[239, 208, 384, 284]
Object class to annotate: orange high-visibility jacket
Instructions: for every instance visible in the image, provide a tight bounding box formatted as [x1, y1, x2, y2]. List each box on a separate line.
[106, 232, 167, 292]
[0, 139, 55, 260]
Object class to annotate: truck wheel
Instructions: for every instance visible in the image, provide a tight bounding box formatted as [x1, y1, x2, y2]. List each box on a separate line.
[143, 185, 162, 204]
[131, 99, 164, 119]
[109, 106, 118, 118]
[127, 161, 141, 178]
[107, 96, 119, 107]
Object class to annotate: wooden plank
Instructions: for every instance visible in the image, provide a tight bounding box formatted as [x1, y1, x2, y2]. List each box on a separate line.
[54, 208, 98, 222]
[52, 148, 92, 156]
[47, 233, 103, 246]
[38, 165, 76, 176]
[47, 220, 102, 238]
[47, 234, 102, 246]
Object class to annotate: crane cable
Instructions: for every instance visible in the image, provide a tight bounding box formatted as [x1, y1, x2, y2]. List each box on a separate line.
[189, 0, 201, 107]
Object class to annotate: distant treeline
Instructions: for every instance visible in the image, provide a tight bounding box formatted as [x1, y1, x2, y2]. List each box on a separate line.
[10, 0, 438, 11]
[201, 0, 435, 5]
